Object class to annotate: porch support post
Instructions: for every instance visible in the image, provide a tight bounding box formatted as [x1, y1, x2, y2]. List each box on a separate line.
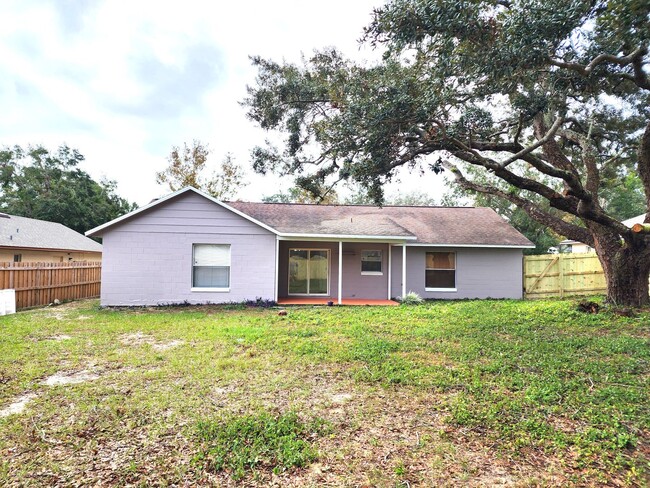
[401, 244, 407, 298]
[387, 244, 392, 300]
[338, 241, 343, 305]
[274, 236, 279, 303]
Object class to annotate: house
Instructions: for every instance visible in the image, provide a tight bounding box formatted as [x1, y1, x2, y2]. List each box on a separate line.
[0, 213, 102, 263]
[558, 214, 646, 253]
[86, 187, 533, 306]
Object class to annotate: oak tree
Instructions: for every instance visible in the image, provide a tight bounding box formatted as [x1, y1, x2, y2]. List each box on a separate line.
[244, 0, 650, 306]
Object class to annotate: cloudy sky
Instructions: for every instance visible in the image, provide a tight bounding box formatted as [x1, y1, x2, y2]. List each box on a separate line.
[0, 0, 447, 206]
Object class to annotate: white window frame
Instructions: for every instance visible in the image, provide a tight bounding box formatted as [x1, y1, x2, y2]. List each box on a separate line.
[360, 249, 383, 275]
[191, 244, 231, 292]
[425, 251, 457, 292]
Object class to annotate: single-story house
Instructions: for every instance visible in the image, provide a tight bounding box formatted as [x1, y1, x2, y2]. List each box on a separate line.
[86, 187, 533, 306]
[558, 214, 646, 253]
[0, 213, 102, 263]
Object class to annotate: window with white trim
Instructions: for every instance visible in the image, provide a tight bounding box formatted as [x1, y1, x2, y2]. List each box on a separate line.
[192, 244, 231, 289]
[425, 252, 456, 290]
[361, 250, 382, 274]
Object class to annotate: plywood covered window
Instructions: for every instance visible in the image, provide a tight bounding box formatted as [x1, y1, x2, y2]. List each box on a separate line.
[361, 250, 382, 274]
[192, 244, 231, 290]
[425, 252, 456, 290]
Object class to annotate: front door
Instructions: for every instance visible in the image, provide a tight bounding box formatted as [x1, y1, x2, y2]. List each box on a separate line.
[288, 249, 329, 295]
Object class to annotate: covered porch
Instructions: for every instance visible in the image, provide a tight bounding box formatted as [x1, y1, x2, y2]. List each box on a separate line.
[278, 297, 399, 306]
[274, 236, 413, 305]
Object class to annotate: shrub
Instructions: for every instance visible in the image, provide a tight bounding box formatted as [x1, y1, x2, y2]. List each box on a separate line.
[398, 291, 424, 305]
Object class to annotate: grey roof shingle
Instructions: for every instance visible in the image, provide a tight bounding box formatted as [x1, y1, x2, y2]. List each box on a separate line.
[0, 214, 103, 252]
[227, 202, 533, 247]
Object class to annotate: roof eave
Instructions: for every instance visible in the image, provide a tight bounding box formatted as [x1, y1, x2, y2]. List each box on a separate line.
[277, 233, 417, 242]
[403, 243, 535, 249]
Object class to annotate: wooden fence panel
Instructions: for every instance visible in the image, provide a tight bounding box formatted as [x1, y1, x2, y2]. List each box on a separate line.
[524, 253, 607, 299]
[0, 262, 101, 310]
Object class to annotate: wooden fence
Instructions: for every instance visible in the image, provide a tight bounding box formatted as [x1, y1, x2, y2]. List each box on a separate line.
[0, 262, 101, 310]
[524, 253, 607, 299]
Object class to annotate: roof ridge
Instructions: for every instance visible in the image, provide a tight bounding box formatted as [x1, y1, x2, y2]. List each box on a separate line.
[228, 201, 477, 209]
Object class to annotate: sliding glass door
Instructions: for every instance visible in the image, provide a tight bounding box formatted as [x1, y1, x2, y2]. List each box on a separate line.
[288, 249, 329, 295]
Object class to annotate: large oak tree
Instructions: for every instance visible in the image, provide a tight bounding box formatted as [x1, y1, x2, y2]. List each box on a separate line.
[244, 0, 650, 306]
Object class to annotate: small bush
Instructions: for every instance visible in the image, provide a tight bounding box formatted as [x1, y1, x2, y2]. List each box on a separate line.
[399, 291, 424, 305]
[194, 411, 328, 480]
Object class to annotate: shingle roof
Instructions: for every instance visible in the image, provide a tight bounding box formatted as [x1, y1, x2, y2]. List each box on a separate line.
[0, 214, 103, 252]
[227, 201, 534, 247]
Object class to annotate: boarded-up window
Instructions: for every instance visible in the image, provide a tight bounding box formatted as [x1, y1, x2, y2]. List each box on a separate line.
[193, 244, 231, 289]
[425, 252, 456, 289]
[361, 250, 382, 273]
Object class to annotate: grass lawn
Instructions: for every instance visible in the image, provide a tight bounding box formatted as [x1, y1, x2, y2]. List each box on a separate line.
[0, 299, 648, 486]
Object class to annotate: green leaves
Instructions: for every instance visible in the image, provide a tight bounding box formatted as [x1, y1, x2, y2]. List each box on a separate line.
[0, 144, 135, 235]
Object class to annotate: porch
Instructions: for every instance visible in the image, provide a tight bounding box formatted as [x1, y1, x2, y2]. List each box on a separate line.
[276, 239, 410, 304]
[278, 297, 399, 306]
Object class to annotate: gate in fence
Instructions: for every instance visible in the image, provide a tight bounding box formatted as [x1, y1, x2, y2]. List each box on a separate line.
[524, 253, 607, 299]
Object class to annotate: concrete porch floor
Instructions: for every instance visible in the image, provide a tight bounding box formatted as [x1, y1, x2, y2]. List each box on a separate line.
[277, 297, 399, 306]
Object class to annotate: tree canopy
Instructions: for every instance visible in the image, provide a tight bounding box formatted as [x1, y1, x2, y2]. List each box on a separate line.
[244, 0, 650, 306]
[0, 145, 135, 235]
[156, 140, 247, 200]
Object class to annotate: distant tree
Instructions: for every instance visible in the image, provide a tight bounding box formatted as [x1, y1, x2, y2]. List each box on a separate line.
[156, 141, 247, 200]
[344, 186, 439, 206]
[263, 185, 339, 204]
[0, 145, 135, 234]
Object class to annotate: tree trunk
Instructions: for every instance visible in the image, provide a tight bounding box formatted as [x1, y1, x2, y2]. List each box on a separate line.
[597, 246, 650, 307]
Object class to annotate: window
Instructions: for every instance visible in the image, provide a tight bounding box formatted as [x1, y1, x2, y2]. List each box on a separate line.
[361, 250, 382, 274]
[192, 244, 230, 290]
[13, 254, 21, 263]
[425, 252, 456, 290]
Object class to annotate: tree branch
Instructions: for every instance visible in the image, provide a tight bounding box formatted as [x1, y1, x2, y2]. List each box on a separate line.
[498, 115, 565, 168]
[549, 46, 649, 90]
[637, 122, 650, 219]
[443, 161, 594, 246]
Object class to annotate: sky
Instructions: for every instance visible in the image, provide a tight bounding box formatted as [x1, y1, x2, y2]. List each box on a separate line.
[0, 0, 448, 206]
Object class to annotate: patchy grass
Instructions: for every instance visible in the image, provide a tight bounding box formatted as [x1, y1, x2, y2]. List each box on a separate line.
[195, 411, 329, 480]
[0, 298, 648, 486]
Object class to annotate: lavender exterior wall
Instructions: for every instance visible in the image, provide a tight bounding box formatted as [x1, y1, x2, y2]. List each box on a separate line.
[390, 246, 524, 299]
[100, 192, 276, 306]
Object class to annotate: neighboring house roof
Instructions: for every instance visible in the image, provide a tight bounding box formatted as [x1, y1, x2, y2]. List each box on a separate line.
[559, 213, 648, 245]
[0, 213, 103, 253]
[87, 187, 533, 248]
[228, 201, 534, 247]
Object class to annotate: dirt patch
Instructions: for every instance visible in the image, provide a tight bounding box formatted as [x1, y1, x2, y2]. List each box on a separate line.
[331, 393, 353, 404]
[152, 340, 184, 352]
[0, 393, 37, 418]
[42, 370, 100, 386]
[120, 332, 154, 346]
[48, 335, 72, 341]
[119, 332, 184, 351]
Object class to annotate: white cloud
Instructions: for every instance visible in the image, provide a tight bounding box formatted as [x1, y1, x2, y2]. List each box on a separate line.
[0, 0, 449, 206]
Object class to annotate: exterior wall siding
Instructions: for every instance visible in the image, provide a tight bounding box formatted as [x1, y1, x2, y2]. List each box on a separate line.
[391, 246, 524, 299]
[100, 192, 276, 306]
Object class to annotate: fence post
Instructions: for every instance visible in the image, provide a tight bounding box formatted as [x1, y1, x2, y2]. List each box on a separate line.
[558, 254, 564, 298]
